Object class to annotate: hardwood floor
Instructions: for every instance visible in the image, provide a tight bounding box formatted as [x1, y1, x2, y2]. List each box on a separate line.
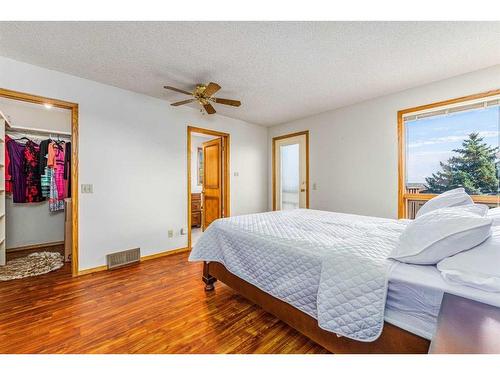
[0, 252, 328, 354]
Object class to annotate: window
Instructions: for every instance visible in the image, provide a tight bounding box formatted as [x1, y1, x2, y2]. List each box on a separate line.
[398, 91, 500, 218]
[280, 143, 300, 210]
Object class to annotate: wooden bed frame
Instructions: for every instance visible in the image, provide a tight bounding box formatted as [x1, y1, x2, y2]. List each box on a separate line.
[203, 261, 430, 354]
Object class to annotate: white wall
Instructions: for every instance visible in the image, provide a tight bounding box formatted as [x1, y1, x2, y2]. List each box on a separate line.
[0, 98, 71, 249]
[0, 56, 268, 270]
[5, 200, 66, 249]
[269, 64, 500, 219]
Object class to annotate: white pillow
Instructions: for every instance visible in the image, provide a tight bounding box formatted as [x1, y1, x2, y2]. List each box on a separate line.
[415, 188, 473, 218]
[488, 207, 500, 226]
[389, 205, 492, 265]
[437, 228, 500, 292]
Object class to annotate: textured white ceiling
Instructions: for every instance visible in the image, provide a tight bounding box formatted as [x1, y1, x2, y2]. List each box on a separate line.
[0, 22, 499, 126]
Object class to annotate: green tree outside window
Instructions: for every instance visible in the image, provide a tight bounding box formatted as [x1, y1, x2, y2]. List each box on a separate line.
[424, 133, 499, 195]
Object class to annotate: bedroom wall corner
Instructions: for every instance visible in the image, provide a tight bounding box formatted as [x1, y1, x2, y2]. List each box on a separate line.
[267, 64, 500, 218]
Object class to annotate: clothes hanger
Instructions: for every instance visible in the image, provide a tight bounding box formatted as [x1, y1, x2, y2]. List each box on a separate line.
[11, 136, 32, 143]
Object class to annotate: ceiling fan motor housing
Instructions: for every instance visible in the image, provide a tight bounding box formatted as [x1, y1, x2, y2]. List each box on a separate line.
[165, 82, 240, 114]
[195, 84, 209, 104]
[195, 84, 207, 96]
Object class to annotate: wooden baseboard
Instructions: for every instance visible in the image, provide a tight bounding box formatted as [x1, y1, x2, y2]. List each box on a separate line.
[140, 246, 190, 261]
[76, 246, 191, 277]
[77, 265, 108, 276]
[7, 241, 65, 253]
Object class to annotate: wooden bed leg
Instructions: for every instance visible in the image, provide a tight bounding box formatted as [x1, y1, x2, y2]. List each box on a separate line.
[202, 262, 217, 291]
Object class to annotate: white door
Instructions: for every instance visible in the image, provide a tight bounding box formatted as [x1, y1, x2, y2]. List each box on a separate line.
[0, 118, 5, 266]
[274, 133, 308, 210]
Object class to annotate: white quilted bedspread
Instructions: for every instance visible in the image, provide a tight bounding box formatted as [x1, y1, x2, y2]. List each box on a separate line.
[189, 209, 406, 342]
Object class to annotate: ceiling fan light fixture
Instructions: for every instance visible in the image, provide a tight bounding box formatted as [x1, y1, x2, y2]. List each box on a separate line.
[164, 82, 241, 115]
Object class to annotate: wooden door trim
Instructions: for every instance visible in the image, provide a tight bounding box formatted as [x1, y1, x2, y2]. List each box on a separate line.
[187, 126, 230, 250]
[272, 130, 309, 211]
[397, 89, 500, 219]
[0, 87, 80, 276]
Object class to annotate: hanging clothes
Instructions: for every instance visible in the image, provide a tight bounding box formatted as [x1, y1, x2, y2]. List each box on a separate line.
[6, 139, 27, 203]
[47, 142, 66, 200]
[24, 140, 44, 203]
[47, 142, 65, 211]
[38, 139, 51, 174]
[40, 139, 53, 198]
[41, 166, 52, 198]
[64, 142, 71, 198]
[4, 133, 70, 208]
[49, 168, 64, 212]
[5, 135, 13, 194]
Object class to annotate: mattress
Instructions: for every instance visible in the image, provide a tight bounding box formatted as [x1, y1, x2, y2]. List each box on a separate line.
[386, 262, 500, 340]
[386, 264, 444, 340]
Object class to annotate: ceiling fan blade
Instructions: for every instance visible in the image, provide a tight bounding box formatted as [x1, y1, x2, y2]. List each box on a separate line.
[202, 82, 221, 97]
[171, 98, 196, 106]
[164, 85, 192, 96]
[203, 103, 216, 114]
[213, 98, 241, 107]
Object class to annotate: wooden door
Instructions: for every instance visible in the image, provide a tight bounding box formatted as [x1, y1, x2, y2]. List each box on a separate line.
[202, 138, 223, 230]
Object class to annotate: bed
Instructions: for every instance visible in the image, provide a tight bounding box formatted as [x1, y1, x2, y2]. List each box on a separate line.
[189, 209, 500, 354]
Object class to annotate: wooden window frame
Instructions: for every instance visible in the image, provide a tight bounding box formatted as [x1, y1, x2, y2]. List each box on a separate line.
[0, 87, 80, 276]
[398, 89, 500, 218]
[272, 130, 310, 211]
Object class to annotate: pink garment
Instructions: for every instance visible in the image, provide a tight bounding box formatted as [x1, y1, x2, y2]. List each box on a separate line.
[5, 135, 13, 193]
[50, 143, 66, 200]
[47, 142, 56, 168]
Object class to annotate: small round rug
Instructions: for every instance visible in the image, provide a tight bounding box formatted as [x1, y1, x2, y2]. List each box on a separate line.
[0, 252, 64, 281]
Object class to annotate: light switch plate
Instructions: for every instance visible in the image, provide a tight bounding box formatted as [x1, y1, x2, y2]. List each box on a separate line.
[81, 184, 93, 193]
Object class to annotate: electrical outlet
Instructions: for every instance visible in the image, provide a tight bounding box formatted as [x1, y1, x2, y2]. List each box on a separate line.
[81, 184, 93, 193]
[168, 230, 174, 238]
[313, 183, 317, 190]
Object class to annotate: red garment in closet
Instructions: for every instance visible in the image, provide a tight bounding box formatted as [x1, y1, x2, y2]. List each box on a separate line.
[24, 140, 44, 202]
[5, 134, 13, 193]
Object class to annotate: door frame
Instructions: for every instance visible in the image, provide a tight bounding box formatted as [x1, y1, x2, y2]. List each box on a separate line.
[187, 126, 230, 250]
[272, 130, 309, 211]
[0, 87, 80, 276]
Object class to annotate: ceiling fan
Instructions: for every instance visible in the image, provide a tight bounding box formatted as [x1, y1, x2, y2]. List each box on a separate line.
[164, 82, 241, 114]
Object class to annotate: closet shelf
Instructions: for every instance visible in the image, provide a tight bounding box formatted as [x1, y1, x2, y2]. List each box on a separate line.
[7, 125, 71, 138]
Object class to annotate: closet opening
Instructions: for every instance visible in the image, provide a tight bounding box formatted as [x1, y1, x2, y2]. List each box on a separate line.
[0, 88, 79, 277]
[187, 126, 230, 249]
